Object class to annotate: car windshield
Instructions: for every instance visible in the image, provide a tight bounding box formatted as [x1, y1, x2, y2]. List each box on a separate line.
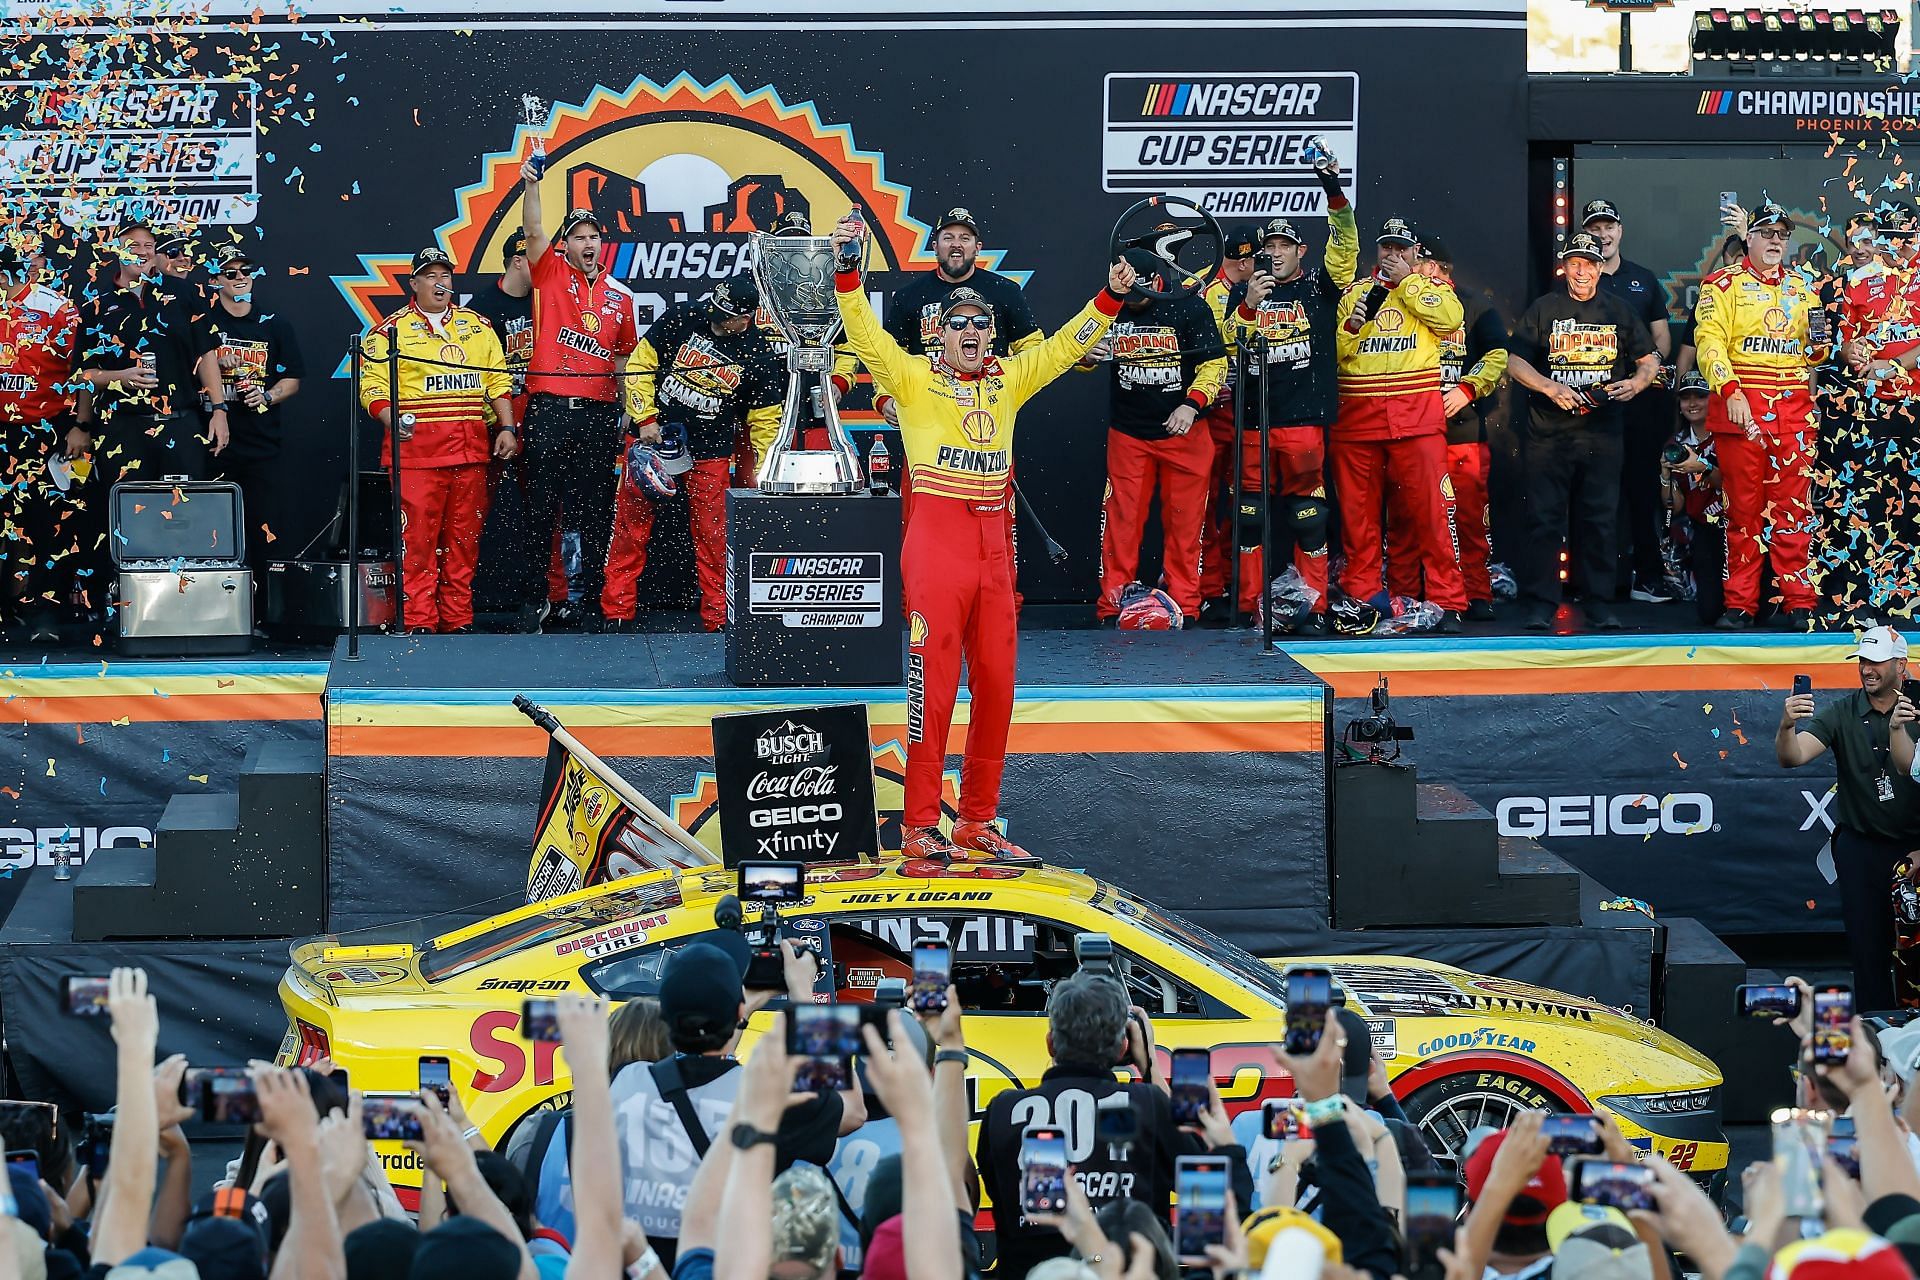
[1093, 881, 1288, 1003]
[417, 877, 684, 984]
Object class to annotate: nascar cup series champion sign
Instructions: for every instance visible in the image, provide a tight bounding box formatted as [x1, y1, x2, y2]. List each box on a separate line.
[712, 705, 879, 867]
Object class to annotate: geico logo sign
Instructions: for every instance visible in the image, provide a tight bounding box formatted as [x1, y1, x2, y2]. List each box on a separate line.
[749, 804, 842, 827]
[0, 826, 154, 869]
[1495, 793, 1713, 838]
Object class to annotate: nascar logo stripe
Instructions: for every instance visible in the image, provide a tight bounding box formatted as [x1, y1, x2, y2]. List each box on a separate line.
[1696, 90, 1735, 115]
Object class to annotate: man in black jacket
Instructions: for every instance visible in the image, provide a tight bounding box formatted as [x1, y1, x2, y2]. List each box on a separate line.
[975, 974, 1251, 1278]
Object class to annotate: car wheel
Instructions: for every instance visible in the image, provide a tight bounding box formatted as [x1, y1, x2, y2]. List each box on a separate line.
[1401, 1071, 1571, 1179]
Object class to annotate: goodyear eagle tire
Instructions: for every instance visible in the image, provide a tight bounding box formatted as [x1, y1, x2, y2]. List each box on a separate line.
[1401, 1069, 1573, 1179]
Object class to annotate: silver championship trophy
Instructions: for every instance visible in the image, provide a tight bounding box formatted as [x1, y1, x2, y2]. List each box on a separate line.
[750, 225, 866, 493]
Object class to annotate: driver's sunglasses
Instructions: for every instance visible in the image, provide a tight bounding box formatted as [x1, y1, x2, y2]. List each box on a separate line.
[219, 268, 252, 279]
[943, 315, 994, 332]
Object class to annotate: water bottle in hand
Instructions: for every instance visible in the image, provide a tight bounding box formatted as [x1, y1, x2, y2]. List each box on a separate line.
[838, 207, 866, 272]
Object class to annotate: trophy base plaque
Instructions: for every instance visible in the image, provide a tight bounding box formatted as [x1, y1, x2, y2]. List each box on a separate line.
[758, 450, 865, 495]
[725, 489, 903, 687]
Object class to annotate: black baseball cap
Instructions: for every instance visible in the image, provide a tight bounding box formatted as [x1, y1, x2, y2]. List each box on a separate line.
[1559, 232, 1605, 262]
[156, 233, 194, 258]
[771, 209, 812, 236]
[938, 207, 980, 235]
[659, 942, 745, 1042]
[1676, 371, 1710, 395]
[1261, 218, 1303, 246]
[1581, 198, 1622, 226]
[1376, 217, 1417, 247]
[1417, 233, 1451, 265]
[411, 246, 455, 273]
[938, 286, 994, 319]
[502, 228, 527, 263]
[558, 208, 602, 236]
[709, 277, 760, 319]
[1223, 225, 1259, 259]
[1334, 1007, 1373, 1103]
[213, 244, 255, 272]
[1749, 200, 1791, 231]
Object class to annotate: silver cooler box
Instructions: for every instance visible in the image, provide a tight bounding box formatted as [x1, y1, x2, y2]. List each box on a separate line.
[263, 559, 397, 631]
[111, 480, 253, 656]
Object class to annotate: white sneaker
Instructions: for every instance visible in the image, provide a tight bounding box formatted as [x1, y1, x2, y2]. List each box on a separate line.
[1627, 580, 1674, 604]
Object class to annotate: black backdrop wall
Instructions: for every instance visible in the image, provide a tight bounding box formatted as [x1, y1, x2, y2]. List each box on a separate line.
[13, 2, 1530, 606]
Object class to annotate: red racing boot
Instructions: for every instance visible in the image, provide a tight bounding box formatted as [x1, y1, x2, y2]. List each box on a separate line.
[951, 820, 1039, 863]
[901, 825, 961, 864]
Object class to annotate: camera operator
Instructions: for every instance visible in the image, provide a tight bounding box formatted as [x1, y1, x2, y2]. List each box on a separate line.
[1506, 232, 1658, 633]
[1781, 626, 1920, 1010]
[975, 972, 1250, 1279]
[609, 937, 858, 1267]
[1661, 372, 1723, 625]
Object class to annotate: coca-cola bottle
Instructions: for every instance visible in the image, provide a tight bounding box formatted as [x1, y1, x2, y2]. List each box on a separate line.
[867, 435, 892, 494]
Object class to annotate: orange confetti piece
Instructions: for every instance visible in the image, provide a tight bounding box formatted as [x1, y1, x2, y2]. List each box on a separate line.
[263, 524, 278, 543]
[288, 267, 309, 276]
[74, 726, 84, 744]
[0, 787, 18, 800]
[1672, 752, 1688, 770]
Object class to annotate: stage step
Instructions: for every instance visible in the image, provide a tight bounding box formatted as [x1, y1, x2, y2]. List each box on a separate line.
[73, 739, 326, 941]
[1659, 922, 1784, 1124]
[1333, 767, 1584, 929]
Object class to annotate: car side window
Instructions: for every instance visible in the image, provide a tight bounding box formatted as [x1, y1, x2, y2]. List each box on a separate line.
[578, 941, 675, 998]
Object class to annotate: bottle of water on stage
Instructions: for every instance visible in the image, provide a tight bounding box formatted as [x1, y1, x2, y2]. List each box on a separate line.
[397, 412, 416, 441]
[866, 435, 891, 495]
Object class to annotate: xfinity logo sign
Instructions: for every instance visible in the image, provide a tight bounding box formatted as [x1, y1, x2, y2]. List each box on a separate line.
[1496, 793, 1715, 838]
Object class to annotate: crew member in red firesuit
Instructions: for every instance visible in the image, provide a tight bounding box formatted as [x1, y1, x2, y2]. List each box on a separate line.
[0, 236, 80, 642]
[602, 278, 783, 632]
[833, 212, 1133, 863]
[1386, 235, 1508, 617]
[1221, 147, 1358, 632]
[1090, 249, 1226, 625]
[360, 248, 518, 633]
[1332, 219, 1468, 628]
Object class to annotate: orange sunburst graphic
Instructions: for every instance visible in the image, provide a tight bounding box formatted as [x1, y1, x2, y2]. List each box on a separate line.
[334, 74, 1031, 363]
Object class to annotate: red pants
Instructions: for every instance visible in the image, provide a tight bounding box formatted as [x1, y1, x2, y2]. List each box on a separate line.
[905, 495, 1016, 830]
[1097, 428, 1212, 619]
[1198, 407, 1236, 601]
[400, 463, 488, 632]
[602, 457, 731, 630]
[1220, 425, 1329, 615]
[1714, 427, 1816, 613]
[1386, 441, 1491, 604]
[1332, 433, 1467, 611]
[902, 464, 1023, 614]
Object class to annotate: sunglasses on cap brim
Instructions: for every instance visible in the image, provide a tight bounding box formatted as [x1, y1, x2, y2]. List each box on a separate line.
[943, 314, 994, 331]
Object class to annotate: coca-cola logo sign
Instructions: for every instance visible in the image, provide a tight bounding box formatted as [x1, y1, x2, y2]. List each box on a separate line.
[715, 704, 879, 868]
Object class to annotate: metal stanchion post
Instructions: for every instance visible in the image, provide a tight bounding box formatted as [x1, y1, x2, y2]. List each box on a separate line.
[387, 342, 405, 634]
[346, 336, 362, 659]
[1255, 333, 1276, 653]
[1228, 339, 1248, 630]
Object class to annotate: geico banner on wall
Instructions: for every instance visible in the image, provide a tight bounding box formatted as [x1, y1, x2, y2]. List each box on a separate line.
[1334, 689, 1838, 937]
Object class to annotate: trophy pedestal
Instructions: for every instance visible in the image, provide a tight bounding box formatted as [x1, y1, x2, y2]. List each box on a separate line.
[725, 490, 903, 687]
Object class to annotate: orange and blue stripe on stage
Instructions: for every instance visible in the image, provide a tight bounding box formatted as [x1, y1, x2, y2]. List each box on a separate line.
[1286, 632, 1863, 699]
[0, 660, 327, 725]
[326, 683, 1329, 760]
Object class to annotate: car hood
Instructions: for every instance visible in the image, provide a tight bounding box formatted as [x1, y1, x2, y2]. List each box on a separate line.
[1261, 952, 1720, 1081]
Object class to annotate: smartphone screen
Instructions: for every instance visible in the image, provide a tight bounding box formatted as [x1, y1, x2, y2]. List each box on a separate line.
[1261, 1099, 1308, 1141]
[1540, 1114, 1604, 1156]
[1175, 1155, 1232, 1263]
[1737, 983, 1800, 1019]
[1829, 1115, 1860, 1178]
[1020, 1127, 1068, 1217]
[1405, 1173, 1460, 1278]
[521, 998, 560, 1042]
[187, 1068, 263, 1125]
[1284, 967, 1331, 1056]
[62, 975, 111, 1017]
[911, 941, 951, 1014]
[361, 1094, 425, 1142]
[1772, 1108, 1827, 1217]
[419, 1057, 451, 1106]
[738, 860, 804, 904]
[1170, 1048, 1210, 1126]
[788, 1003, 861, 1093]
[1571, 1159, 1657, 1212]
[1812, 985, 1853, 1065]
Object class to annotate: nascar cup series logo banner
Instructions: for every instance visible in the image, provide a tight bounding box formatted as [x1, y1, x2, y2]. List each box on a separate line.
[334, 74, 1028, 349]
[711, 704, 879, 867]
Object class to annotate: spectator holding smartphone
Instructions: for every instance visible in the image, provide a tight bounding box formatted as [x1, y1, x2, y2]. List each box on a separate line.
[1785, 627, 1920, 1010]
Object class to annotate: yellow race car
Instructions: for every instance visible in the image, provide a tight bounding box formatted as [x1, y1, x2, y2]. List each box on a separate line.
[278, 857, 1725, 1204]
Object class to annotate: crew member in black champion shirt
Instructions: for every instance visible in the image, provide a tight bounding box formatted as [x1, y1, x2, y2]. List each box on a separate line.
[471, 228, 557, 616]
[1091, 249, 1227, 625]
[1582, 198, 1677, 605]
[195, 244, 305, 577]
[1507, 231, 1658, 634]
[601, 279, 783, 632]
